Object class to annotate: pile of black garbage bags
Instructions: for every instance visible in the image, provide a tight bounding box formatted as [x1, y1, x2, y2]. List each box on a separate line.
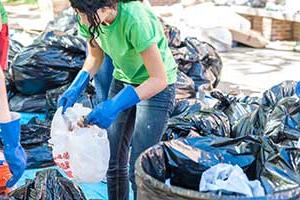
[6, 10, 96, 118]
[3, 11, 223, 171]
[162, 21, 223, 100]
[7, 14, 223, 116]
[2, 10, 97, 172]
[143, 80, 300, 198]
[0, 169, 87, 200]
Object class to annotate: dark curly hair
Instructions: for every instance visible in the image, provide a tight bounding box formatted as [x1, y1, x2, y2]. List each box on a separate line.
[69, 0, 118, 46]
[69, 0, 144, 46]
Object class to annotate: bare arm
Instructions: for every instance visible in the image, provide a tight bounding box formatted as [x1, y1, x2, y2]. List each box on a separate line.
[0, 15, 2, 31]
[135, 44, 168, 100]
[0, 15, 10, 122]
[82, 39, 104, 76]
[0, 69, 11, 122]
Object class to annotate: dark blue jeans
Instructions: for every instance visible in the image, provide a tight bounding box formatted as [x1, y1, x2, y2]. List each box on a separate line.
[94, 55, 114, 102]
[106, 79, 175, 200]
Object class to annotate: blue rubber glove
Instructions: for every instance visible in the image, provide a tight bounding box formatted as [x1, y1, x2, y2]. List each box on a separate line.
[0, 113, 27, 188]
[58, 70, 90, 113]
[296, 81, 300, 98]
[85, 85, 140, 129]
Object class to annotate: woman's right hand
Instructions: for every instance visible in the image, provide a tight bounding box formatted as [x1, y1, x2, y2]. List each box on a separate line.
[57, 70, 90, 113]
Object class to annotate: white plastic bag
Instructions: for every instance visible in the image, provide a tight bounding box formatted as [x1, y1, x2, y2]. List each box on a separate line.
[199, 163, 265, 197]
[49, 104, 110, 183]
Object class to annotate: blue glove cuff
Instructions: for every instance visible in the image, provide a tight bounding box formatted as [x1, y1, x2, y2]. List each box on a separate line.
[70, 70, 90, 92]
[0, 112, 21, 147]
[296, 81, 300, 98]
[112, 85, 141, 113]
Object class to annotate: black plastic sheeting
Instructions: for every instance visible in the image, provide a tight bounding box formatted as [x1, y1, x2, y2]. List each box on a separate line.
[163, 103, 231, 141]
[21, 118, 54, 169]
[162, 21, 223, 97]
[170, 100, 191, 118]
[260, 144, 300, 194]
[175, 71, 196, 100]
[45, 83, 97, 120]
[8, 83, 97, 119]
[9, 94, 47, 113]
[264, 97, 300, 145]
[159, 80, 300, 198]
[162, 19, 182, 48]
[0, 118, 54, 169]
[8, 39, 23, 68]
[233, 81, 298, 138]
[11, 31, 86, 95]
[45, 8, 77, 36]
[147, 136, 260, 191]
[171, 37, 223, 90]
[8, 169, 86, 200]
[140, 135, 300, 199]
[211, 91, 260, 128]
[5, 39, 22, 99]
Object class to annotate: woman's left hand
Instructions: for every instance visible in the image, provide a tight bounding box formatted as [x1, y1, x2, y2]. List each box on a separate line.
[85, 85, 140, 129]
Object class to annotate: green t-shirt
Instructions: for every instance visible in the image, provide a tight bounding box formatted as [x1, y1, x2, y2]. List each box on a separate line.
[0, 1, 7, 24]
[78, 2, 177, 84]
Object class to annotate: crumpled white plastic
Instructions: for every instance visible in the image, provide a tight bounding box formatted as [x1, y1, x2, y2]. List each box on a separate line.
[199, 163, 265, 197]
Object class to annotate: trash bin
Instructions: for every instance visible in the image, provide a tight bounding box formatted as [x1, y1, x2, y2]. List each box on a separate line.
[135, 143, 300, 200]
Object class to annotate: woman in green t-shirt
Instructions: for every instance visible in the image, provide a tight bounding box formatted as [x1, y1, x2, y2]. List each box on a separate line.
[58, 1, 177, 199]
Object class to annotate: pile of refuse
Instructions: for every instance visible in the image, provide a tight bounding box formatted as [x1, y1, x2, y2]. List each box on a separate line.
[6, 11, 96, 118]
[163, 21, 223, 100]
[6, 11, 223, 114]
[3, 9, 223, 175]
[6, 5, 300, 199]
[140, 80, 300, 198]
[4, 169, 87, 200]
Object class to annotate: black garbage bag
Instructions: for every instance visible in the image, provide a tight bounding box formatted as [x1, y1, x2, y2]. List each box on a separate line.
[20, 118, 51, 146]
[46, 83, 97, 120]
[175, 71, 196, 100]
[163, 103, 201, 141]
[9, 94, 47, 113]
[187, 62, 208, 90]
[172, 38, 222, 90]
[212, 91, 258, 128]
[261, 80, 297, 109]
[260, 144, 300, 194]
[12, 31, 86, 95]
[232, 106, 267, 138]
[162, 20, 181, 48]
[184, 37, 223, 89]
[8, 39, 23, 68]
[0, 118, 54, 169]
[9, 169, 87, 200]
[163, 136, 260, 190]
[25, 145, 54, 169]
[191, 109, 231, 137]
[232, 81, 298, 138]
[45, 8, 77, 36]
[264, 97, 300, 146]
[5, 72, 17, 100]
[167, 108, 231, 139]
[170, 100, 190, 117]
[21, 118, 54, 169]
[238, 95, 261, 107]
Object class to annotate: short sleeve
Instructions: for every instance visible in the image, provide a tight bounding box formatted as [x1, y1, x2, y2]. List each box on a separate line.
[77, 16, 92, 39]
[128, 17, 159, 53]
